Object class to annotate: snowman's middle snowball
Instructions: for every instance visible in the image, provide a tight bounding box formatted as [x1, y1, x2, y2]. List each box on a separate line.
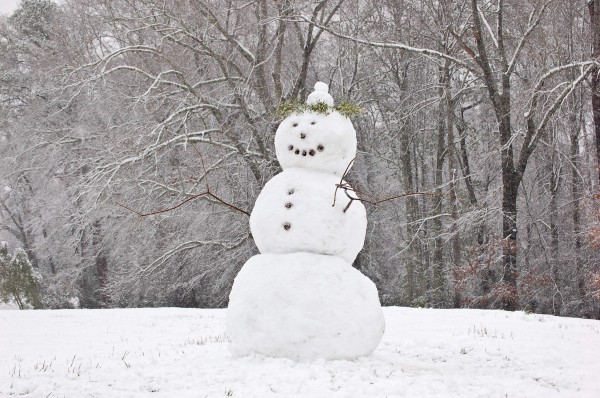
[250, 168, 367, 263]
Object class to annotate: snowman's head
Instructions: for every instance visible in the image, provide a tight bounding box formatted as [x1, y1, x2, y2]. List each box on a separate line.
[274, 83, 357, 176]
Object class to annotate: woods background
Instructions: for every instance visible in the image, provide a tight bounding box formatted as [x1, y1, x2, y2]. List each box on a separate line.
[1, 0, 599, 318]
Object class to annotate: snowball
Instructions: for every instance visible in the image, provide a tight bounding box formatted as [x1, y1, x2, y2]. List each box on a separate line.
[306, 92, 334, 107]
[250, 168, 366, 263]
[275, 111, 356, 176]
[306, 81, 334, 106]
[227, 252, 385, 360]
[314, 81, 329, 92]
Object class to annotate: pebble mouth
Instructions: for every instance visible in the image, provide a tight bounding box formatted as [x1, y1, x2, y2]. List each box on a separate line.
[289, 145, 322, 157]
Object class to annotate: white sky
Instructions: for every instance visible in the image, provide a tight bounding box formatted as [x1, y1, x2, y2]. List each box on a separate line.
[0, 0, 20, 16]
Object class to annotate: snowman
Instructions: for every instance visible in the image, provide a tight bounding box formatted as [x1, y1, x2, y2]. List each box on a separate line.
[226, 82, 385, 360]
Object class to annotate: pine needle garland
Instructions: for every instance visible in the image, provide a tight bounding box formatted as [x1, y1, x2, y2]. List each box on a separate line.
[275, 100, 363, 119]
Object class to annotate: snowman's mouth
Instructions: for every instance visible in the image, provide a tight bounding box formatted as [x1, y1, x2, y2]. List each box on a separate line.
[288, 144, 323, 157]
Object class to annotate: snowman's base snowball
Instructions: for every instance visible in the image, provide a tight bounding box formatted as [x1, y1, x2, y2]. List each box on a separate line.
[226, 252, 385, 361]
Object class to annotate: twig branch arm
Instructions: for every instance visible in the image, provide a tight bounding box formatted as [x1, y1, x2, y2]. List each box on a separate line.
[115, 144, 250, 218]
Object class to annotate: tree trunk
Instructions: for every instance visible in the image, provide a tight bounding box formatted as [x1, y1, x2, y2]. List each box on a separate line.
[412, 139, 426, 300]
[14, 293, 25, 310]
[589, 0, 600, 184]
[500, 112, 520, 311]
[549, 137, 561, 315]
[444, 60, 462, 308]
[92, 220, 110, 306]
[571, 122, 586, 314]
[400, 127, 418, 304]
[457, 108, 478, 206]
[432, 128, 445, 302]
[501, 173, 519, 311]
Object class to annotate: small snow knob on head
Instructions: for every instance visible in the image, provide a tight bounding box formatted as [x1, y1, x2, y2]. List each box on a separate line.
[306, 81, 334, 107]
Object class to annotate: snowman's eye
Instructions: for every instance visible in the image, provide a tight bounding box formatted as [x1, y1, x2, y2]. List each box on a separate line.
[292, 123, 298, 127]
[311, 121, 316, 125]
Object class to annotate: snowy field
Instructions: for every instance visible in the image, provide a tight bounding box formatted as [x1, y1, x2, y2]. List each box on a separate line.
[1, 307, 599, 398]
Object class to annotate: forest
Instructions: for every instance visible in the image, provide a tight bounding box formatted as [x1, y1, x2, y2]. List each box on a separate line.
[0, 0, 599, 318]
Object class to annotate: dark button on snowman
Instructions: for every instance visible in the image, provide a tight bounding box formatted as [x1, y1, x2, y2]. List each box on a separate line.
[227, 82, 385, 360]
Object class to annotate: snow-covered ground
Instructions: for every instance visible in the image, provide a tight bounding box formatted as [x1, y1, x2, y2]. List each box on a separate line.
[1, 307, 598, 397]
[0, 302, 19, 310]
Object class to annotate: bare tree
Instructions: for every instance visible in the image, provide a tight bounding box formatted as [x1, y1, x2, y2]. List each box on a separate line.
[1, 0, 598, 316]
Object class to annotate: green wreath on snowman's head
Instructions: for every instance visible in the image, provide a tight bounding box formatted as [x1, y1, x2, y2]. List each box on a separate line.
[275, 82, 362, 119]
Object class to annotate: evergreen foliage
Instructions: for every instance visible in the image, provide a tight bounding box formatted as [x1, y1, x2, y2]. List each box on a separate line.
[0, 243, 43, 309]
[275, 100, 362, 119]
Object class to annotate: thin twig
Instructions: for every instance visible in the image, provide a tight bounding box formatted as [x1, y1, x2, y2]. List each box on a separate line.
[333, 157, 356, 207]
[332, 158, 443, 209]
[206, 192, 250, 216]
[115, 191, 250, 217]
[339, 185, 441, 205]
[343, 189, 355, 212]
[115, 144, 250, 217]
[190, 142, 210, 191]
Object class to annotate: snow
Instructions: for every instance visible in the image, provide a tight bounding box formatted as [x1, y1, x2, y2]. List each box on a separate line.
[0, 301, 19, 310]
[1, 307, 599, 397]
[313, 82, 329, 93]
[249, 168, 366, 263]
[68, 296, 80, 309]
[274, 111, 356, 176]
[306, 82, 334, 107]
[227, 253, 384, 360]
